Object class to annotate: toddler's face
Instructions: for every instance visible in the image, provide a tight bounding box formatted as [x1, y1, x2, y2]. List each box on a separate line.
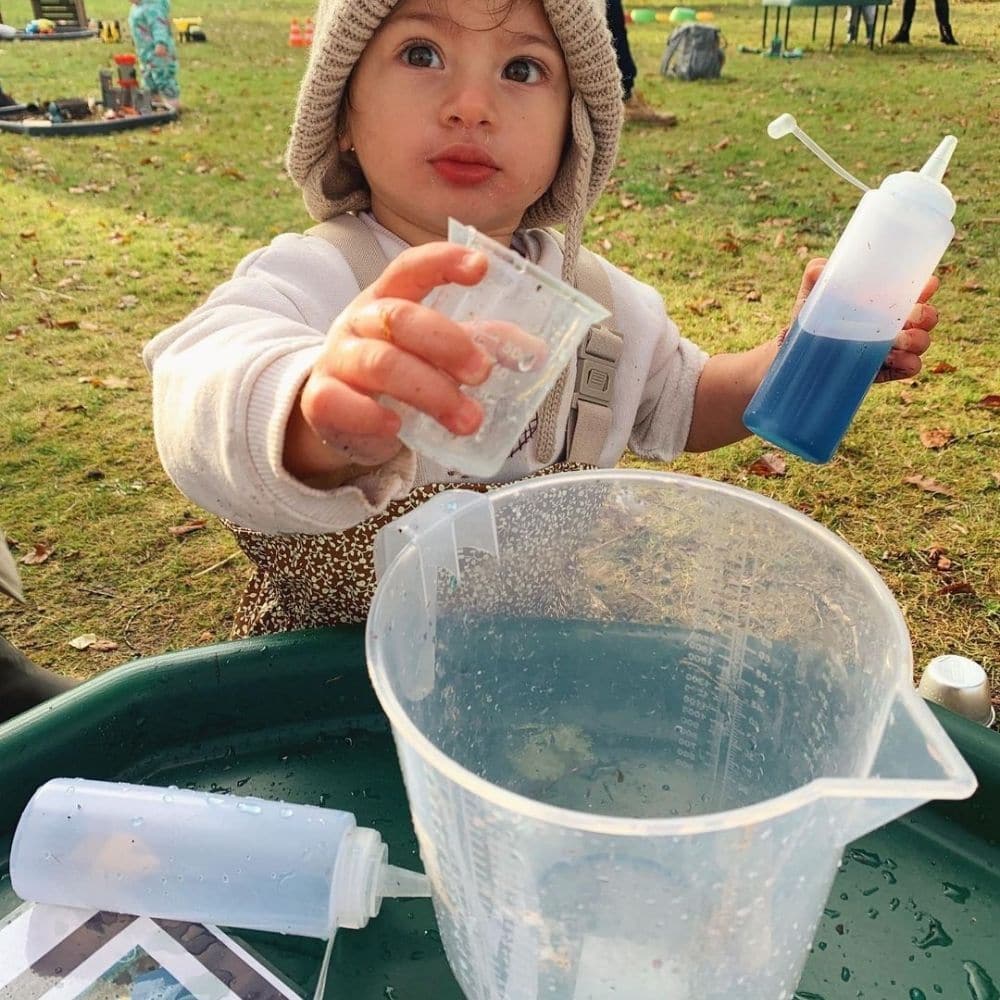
[340, 0, 570, 247]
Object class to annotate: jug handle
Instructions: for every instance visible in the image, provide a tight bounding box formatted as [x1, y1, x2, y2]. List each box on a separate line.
[373, 489, 496, 582]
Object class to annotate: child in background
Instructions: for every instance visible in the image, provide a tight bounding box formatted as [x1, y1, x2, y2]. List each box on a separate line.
[128, 0, 180, 110]
[144, 0, 938, 637]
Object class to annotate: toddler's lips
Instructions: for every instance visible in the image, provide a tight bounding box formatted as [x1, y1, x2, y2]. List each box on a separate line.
[430, 148, 499, 186]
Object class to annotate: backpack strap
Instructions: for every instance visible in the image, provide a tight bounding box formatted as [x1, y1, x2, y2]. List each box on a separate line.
[536, 230, 623, 466]
[306, 213, 388, 291]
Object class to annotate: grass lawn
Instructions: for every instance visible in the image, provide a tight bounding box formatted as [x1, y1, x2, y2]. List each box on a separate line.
[0, 0, 997, 701]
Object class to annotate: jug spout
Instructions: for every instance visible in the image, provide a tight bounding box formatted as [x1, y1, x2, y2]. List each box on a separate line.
[831, 688, 977, 843]
[373, 489, 497, 585]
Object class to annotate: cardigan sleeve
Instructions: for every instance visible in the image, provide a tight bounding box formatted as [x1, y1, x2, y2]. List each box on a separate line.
[143, 233, 418, 534]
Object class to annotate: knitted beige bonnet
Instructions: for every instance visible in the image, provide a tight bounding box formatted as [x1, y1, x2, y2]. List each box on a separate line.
[285, 0, 623, 282]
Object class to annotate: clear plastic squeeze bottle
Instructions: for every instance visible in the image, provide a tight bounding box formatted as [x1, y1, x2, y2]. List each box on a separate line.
[743, 133, 958, 464]
[10, 777, 430, 939]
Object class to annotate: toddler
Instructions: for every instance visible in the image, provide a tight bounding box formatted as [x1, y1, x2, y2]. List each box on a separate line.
[144, 0, 937, 637]
[128, 0, 180, 110]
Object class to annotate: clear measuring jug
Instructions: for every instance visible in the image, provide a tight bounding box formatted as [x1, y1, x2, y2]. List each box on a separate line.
[366, 470, 976, 1000]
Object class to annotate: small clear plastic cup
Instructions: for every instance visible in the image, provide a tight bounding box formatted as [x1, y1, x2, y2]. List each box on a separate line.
[383, 219, 610, 476]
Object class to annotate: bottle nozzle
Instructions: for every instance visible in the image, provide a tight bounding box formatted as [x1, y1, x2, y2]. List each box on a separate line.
[767, 112, 871, 194]
[919, 135, 958, 183]
[380, 863, 432, 899]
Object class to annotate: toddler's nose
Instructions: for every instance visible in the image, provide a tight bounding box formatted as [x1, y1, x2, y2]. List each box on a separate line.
[441, 77, 495, 129]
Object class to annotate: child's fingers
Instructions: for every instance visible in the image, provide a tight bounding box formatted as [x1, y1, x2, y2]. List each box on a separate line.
[366, 243, 489, 305]
[301, 372, 402, 440]
[325, 336, 483, 436]
[351, 300, 492, 386]
[789, 258, 827, 322]
[917, 274, 941, 303]
[875, 348, 922, 383]
[892, 324, 931, 357]
[464, 320, 549, 372]
[905, 300, 938, 332]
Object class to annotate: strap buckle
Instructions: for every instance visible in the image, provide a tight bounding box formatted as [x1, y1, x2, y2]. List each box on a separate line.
[572, 327, 622, 407]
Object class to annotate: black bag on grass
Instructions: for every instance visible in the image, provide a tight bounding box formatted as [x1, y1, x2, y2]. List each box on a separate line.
[660, 23, 725, 81]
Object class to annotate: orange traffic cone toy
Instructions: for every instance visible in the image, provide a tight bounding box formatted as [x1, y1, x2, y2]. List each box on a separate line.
[288, 18, 306, 47]
[303, 18, 314, 45]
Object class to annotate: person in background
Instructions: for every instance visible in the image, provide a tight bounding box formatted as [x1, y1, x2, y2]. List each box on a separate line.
[846, 4, 877, 43]
[606, 0, 676, 126]
[890, 0, 958, 44]
[128, 0, 181, 110]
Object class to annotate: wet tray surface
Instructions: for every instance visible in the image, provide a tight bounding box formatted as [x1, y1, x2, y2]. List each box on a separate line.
[0, 628, 997, 999]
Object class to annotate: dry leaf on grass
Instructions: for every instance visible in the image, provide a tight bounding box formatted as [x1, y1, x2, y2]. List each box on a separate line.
[903, 474, 956, 497]
[748, 452, 787, 477]
[69, 634, 120, 652]
[919, 428, 954, 449]
[936, 582, 975, 597]
[20, 542, 53, 565]
[686, 298, 721, 316]
[168, 519, 207, 538]
[930, 361, 957, 374]
[977, 395, 1000, 410]
[927, 546, 954, 571]
[78, 376, 132, 390]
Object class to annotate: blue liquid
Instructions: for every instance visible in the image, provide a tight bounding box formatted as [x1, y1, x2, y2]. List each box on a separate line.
[743, 320, 894, 464]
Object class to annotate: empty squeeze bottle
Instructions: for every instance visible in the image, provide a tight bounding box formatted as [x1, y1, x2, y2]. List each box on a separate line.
[744, 124, 958, 464]
[10, 778, 430, 938]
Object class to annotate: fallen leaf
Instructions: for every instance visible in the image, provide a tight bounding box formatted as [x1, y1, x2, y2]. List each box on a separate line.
[959, 280, 985, 293]
[977, 394, 1000, 410]
[78, 376, 133, 390]
[936, 582, 975, 597]
[118, 295, 139, 310]
[930, 361, 957, 374]
[712, 136, 732, 151]
[69, 634, 120, 652]
[716, 236, 741, 254]
[927, 546, 954, 571]
[903, 474, 956, 497]
[745, 289, 761, 302]
[168, 519, 207, 538]
[20, 230, 37, 240]
[89, 638, 120, 652]
[20, 542, 54, 565]
[686, 298, 721, 316]
[748, 452, 787, 477]
[919, 427, 953, 449]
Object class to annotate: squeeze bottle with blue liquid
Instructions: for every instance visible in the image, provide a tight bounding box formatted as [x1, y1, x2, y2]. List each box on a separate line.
[10, 777, 430, 939]
[743, 116, 958, 464]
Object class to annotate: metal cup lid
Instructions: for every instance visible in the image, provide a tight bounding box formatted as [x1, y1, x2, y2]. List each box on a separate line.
[918, 655, 995, 727]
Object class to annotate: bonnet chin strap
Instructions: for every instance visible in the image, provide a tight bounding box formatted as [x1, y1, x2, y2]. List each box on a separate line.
[306, 213, 622, 469]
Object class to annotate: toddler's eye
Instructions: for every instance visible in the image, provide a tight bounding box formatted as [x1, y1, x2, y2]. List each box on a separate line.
[503, 59, 543, 84]
[402, 43, 441, 68]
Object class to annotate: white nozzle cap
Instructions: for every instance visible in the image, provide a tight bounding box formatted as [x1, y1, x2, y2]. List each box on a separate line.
[767, 113, 797, 139]
[919, 134, 958, 183]
[329, 826, 432, 932]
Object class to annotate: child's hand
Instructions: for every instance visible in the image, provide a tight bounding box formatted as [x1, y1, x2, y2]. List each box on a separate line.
[285, 242, 508, 485]
[790, 259, 939, 383]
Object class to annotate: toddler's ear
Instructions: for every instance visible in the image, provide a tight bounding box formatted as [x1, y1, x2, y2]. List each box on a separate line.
[337, 130, 353, 153]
